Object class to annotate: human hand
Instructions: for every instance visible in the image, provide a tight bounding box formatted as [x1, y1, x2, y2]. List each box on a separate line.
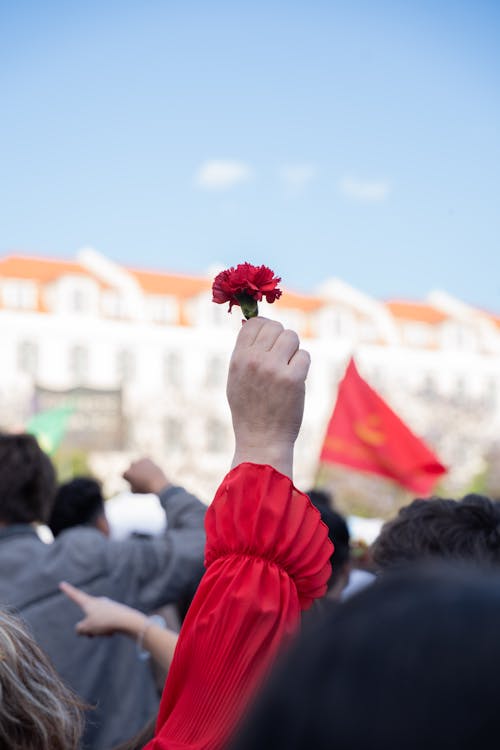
[227, 317, 310, 479]
[123, 458, 170, 495]
[59, 581, 148, 638]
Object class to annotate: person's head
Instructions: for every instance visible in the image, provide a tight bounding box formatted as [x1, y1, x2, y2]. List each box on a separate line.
[0, 608, 84, 750]
[0, 433, 56, 525]
[372, 493, 500, 571]
[308, 494, 350, 598]
[49, 478, 109, 537]
[231, 564, 500, 750]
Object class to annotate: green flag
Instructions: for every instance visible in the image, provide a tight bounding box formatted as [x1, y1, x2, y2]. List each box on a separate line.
[26, 405, 74, 455]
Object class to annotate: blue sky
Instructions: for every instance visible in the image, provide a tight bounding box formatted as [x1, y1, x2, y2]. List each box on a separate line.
[1, 0, 499, 309]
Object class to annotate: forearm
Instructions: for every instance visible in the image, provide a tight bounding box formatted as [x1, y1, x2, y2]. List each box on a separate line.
[145, 464, 332, 750]
[142, 624, 178, 672]
[119, 610, 179, 672]
[158, 485, 207, 529]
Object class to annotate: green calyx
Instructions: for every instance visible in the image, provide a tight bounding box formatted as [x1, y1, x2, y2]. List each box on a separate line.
[236, 293, 259, 319]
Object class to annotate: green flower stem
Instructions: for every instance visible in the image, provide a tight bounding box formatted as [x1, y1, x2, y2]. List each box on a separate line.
[236, 293, 259, 319]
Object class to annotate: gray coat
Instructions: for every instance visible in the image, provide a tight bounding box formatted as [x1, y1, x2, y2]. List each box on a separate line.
[0, 485, 206, 750]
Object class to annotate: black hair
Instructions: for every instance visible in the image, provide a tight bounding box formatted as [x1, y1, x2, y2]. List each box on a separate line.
[0, 433, 56, 524]
[308, 495, 350, 589]
[231, 563, 500, 750]
[307, 488, 334, 508]
[49, 478, 105, 536]
[372, 493, 500, 570]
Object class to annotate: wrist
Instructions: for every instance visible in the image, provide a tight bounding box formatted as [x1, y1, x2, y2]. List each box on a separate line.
[121, 610, 149, 638]
[136, 614, 167, 660]
[149, 475, 170, 496]
[231, 442, 294, 479]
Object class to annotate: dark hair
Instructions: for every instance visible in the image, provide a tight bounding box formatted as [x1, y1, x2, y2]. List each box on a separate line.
[231, 564, 500, 750]
[372, 493, 500, 570]
[0, 433, 56, 524]
[307, 489, 334, 508]
[49, 478, 105, 536]
[309, 497, 350, 589]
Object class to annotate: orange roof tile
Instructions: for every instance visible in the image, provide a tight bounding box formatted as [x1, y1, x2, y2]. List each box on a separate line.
[279, 289, 323, 312]
[128, 266, 323, 311]
[0, 255, 84, 281]
[128, 267, 211, 297]
[0, 255, 106, 287]
[385, 300, 448, 325]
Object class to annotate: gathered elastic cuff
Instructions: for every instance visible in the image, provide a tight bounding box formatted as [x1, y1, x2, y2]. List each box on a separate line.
[205, 462, 333, 609]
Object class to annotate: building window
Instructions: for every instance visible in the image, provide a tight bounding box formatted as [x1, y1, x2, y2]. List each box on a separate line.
[149, 296, 177, 324]
[72, 288, 88, 313]
[102, 291, 126, 319]
[2, 281, 37, 309]
[69, 345, 89, 383]
[332, 309, 354, 338]
[206, 418, 227, 453]
[205, 356, 226, 387]
[116, 350, 135, 383]
[442, 323, 476, 351]
[163, 417, 183, 452]
[18, 341, 38, 377]
[164, 352, 182, 387]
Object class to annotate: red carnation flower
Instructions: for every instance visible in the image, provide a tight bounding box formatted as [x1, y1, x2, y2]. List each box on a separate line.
[212, 263, 282, 319]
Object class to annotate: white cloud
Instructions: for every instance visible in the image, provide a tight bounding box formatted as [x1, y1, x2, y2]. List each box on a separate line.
[279, 163, 317, 193]
[194, 160, 253, 190]
[339, 176, 390, 202]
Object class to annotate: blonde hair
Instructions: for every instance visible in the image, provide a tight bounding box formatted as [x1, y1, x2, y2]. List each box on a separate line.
[0, 609, 84, 750]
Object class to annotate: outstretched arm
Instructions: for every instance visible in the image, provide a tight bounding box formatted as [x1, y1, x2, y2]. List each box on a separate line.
[100, 458, 206, 611]
[59, 581, 178, 672]
[145, 318, 333, 750]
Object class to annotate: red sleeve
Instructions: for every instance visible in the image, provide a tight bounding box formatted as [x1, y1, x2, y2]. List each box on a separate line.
[144, 463, 333, 750]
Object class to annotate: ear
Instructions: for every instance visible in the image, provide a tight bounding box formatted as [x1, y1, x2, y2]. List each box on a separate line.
[95, 513, 111, 538]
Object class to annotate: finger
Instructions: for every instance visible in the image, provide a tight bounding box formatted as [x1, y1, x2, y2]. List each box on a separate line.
[59, 581, 93, 610]
[252, 319, 284, 351]
[288, 349, 311, 381]
[269, 329, 300, 364]
[233, 316, 269, 349]
[75, 619, 92, 635]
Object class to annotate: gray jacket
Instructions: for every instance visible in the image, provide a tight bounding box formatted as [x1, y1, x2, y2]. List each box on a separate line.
[0, 485, 206, 750]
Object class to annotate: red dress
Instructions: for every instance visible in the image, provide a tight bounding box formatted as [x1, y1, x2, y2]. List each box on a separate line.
[144, 462, 333, 750]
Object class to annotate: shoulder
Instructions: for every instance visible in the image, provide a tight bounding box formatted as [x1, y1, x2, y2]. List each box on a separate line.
[51, 526, 109, 567]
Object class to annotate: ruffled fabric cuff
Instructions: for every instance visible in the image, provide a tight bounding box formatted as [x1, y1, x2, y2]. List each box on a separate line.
[205, 462, 333, 609]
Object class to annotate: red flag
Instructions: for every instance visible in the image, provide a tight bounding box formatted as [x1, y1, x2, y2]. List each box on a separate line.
[320, 358, 446, 495]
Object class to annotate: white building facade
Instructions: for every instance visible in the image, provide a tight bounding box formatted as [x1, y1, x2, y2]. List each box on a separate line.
[1, 249, 499, 505]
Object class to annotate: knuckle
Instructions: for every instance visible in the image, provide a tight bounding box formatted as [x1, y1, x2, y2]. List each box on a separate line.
[283, 328, 299, 344]
[264, 320, 283, 336]
[242, 352, 262, 377]
[300, 349, 311, 366]
[280, 368, 300, 386]
[260, 360, 276, 379]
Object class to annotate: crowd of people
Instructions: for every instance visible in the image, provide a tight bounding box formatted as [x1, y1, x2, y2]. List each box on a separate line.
[1, 316, 500, 749]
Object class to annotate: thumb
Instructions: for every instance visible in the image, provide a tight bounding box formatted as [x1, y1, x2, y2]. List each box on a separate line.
[75, 617, 95, 637]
